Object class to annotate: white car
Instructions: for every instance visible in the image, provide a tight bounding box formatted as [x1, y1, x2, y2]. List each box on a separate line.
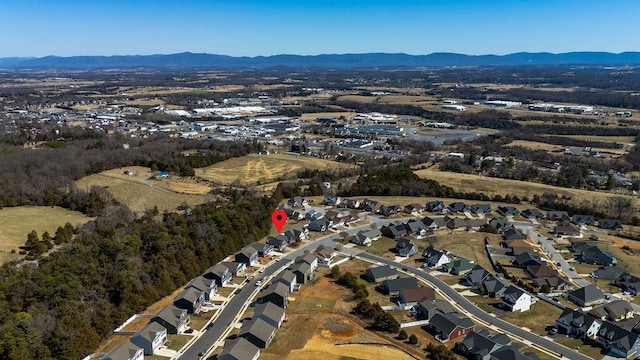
[258, 267, 266, 273]
[255, 280, 263, 286]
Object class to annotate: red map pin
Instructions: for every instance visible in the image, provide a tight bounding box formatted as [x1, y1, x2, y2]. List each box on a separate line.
[271, 209, 288, 233]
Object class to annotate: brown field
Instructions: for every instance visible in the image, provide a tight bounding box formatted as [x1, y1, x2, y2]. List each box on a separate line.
[0, 206, 93, 264]
[195, 154, 357, 185]
[335, 95, 377, 103]
[430, 232, 497, 271]
[557, 135, 636, 144]
[414, 167, 639, 208]
[506, 140, 562, 151]
[75, 166, 213, 213]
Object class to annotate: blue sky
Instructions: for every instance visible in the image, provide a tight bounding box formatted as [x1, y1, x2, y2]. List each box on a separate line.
[1, 0, 638, 57]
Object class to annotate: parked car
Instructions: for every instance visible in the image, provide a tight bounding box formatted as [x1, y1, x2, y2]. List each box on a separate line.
[255, 280, 263, 286]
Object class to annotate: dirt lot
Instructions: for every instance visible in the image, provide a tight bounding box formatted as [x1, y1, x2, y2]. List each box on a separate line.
[195, 153, 357, 185]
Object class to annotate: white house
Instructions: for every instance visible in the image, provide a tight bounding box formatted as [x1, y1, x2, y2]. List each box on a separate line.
[501, 286, 532, 312]
[423, 248, 451, 269]
[131, 322, 167, 355]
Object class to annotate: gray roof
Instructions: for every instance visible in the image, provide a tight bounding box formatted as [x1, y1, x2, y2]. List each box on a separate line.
[503, 285, 527, 301]
[186, 275, 216, 292]
[274, 270, 297, 286]
[253, 302, 285, 324]
[418, 298, 455, 314]
[175, 287, 203, 303]
[289, 261, 311, 275]
[592, 266, 628, 280]
[430, 313, 474, 335]
[218, 337, 260, 360]
[597, 322, 640, 353]
[465, 265, 491, 285]
[153, 305, 187, 327]
[481, 274, 508, 295]
[265, 282, 289, 298]
[458, 330, 510, 357]
[133, 322, 166, 343]
[556, 309, 600, 334]
[105, 341, 143, 360]
[206, 263, 229, 277]
[490, 345, 538, 360]
[382, 277, 419, 293]
[590, 300, 635, 320]
[238, 245, 258, 257]
[568, 285, 605, 303]
[365, 265, 397, 281]
[239, 318, 277, 345]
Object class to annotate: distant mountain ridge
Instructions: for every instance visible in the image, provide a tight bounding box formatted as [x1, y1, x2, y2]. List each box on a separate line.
[2, 52, 640, 68]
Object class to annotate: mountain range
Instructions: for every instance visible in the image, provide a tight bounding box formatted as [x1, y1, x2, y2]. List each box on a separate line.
[1, 52, 640, 69]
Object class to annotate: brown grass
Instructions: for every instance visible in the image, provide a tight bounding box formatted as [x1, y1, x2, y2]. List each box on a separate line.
[415, 167, 637, 207]
[195, 154, 357, 185]
[0, 206, 93, 264]
[75, 166, 213, 213]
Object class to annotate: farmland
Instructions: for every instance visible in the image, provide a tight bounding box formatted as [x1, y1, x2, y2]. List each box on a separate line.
[195, 153, 357, 185]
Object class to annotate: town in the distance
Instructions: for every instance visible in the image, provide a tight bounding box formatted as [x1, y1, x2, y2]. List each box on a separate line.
[4, 59, 640, 360]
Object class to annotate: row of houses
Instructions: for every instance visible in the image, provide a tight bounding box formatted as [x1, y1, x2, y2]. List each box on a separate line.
[555, 299, 640, 358]
[462, 265, 535, 312]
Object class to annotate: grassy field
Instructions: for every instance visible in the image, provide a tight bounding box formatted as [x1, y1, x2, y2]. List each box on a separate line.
[506, 140, 562, 151]
[0, 206, 92, 263]
[75, 166, 213, 213]
[414, 167, 638, 207]
[195, 154, 357, 185]
[299, 112, 355, 121]
[557, 135, 636, 144]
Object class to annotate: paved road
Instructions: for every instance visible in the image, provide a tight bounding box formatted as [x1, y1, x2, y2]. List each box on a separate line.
[334, 246, 592, 360]
[180, 212, 590, 360]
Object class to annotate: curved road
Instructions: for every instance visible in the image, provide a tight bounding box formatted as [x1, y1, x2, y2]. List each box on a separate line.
[180, 214, 591, 360]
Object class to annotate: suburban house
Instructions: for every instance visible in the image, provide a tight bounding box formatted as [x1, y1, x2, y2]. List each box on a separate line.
[289, 262, 313, 284]
[304, 208, 323, 221]
[322, 195, 342, 207]
[308, 217, 330, 232]
[235, 246, 259, 266]
[521, 209, 544, 220]
[567, 285, 606, 307]
[186, 275, 217, 300]
[422, 216, 447, 230]
[221, 261, 247, 277]
[204, 263, 232, 286]
[218, 337, 260, 360]
[152, 305, 190, 334]
[395, 237, 418, 257]
[428, 313, 475, 342]
[379, 205, 402, 217]
[338, 198, 360, 209]
[173, 287, 205, 314]
[295, 253, 318, 272]
[555, 309, 601, 339]
[364, 265, 398, 283]
[532, 276, 571, 291]
[267, 235, 288, 251]
[596, 322, 640, 358]
[404, 220, 429, 238]
[404, 203, 424, 214]
[104, 341, 144, 360]
[547, 211, 570, 221]
[262, 282, 290, 308]
[615, 274, 640, 295]
[253, 302, 286, 329]
[464, 265, 491, 286]
[456, 329, 511, 360]
[352, 229, 381, 246]
[282, 207, 304, 221]
[592, 266, 628, 280]
[479, 274, 509, 298]
[469, 204, 492, 215]
[488, 218, 512, 234]
[425, 200, 446, 213]
[130, 322, 167, 355]
[442, 257, 474, 275]
[496, 206, 519, 217]
[415, 299, 456, 321]
[503, 239, 533, 256]
[599, 219, 624, 232]
[287, 196, 308, 208]
[423, 247, 451, 269]
[398, 286, 435, 306]
[525, 264, 556, 279]
[490, 346, 541, 360]
[513, 251, 543, 268]
[249, 242, 274, 257]
[572, 214, 595, 227]
[554, 223, 582, 238]
[589, 300, 636, 322]
[274, 270, 298, 293]
[380, 277, 419, 295]
[448, 202, 468, 213]
[502, 227, 527, 241]
[315, 245, 337, 267]
[501, 286, 533, 312]
[381, 224, 408, 239]
[239, 318, 277, 348]
[577, 244, 617, 266]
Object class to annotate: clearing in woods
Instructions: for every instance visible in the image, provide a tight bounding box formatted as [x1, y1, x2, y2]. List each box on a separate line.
[75, 166, 213, 213]
[0, 206, 92, 264]
[195, 154, 357, 185]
